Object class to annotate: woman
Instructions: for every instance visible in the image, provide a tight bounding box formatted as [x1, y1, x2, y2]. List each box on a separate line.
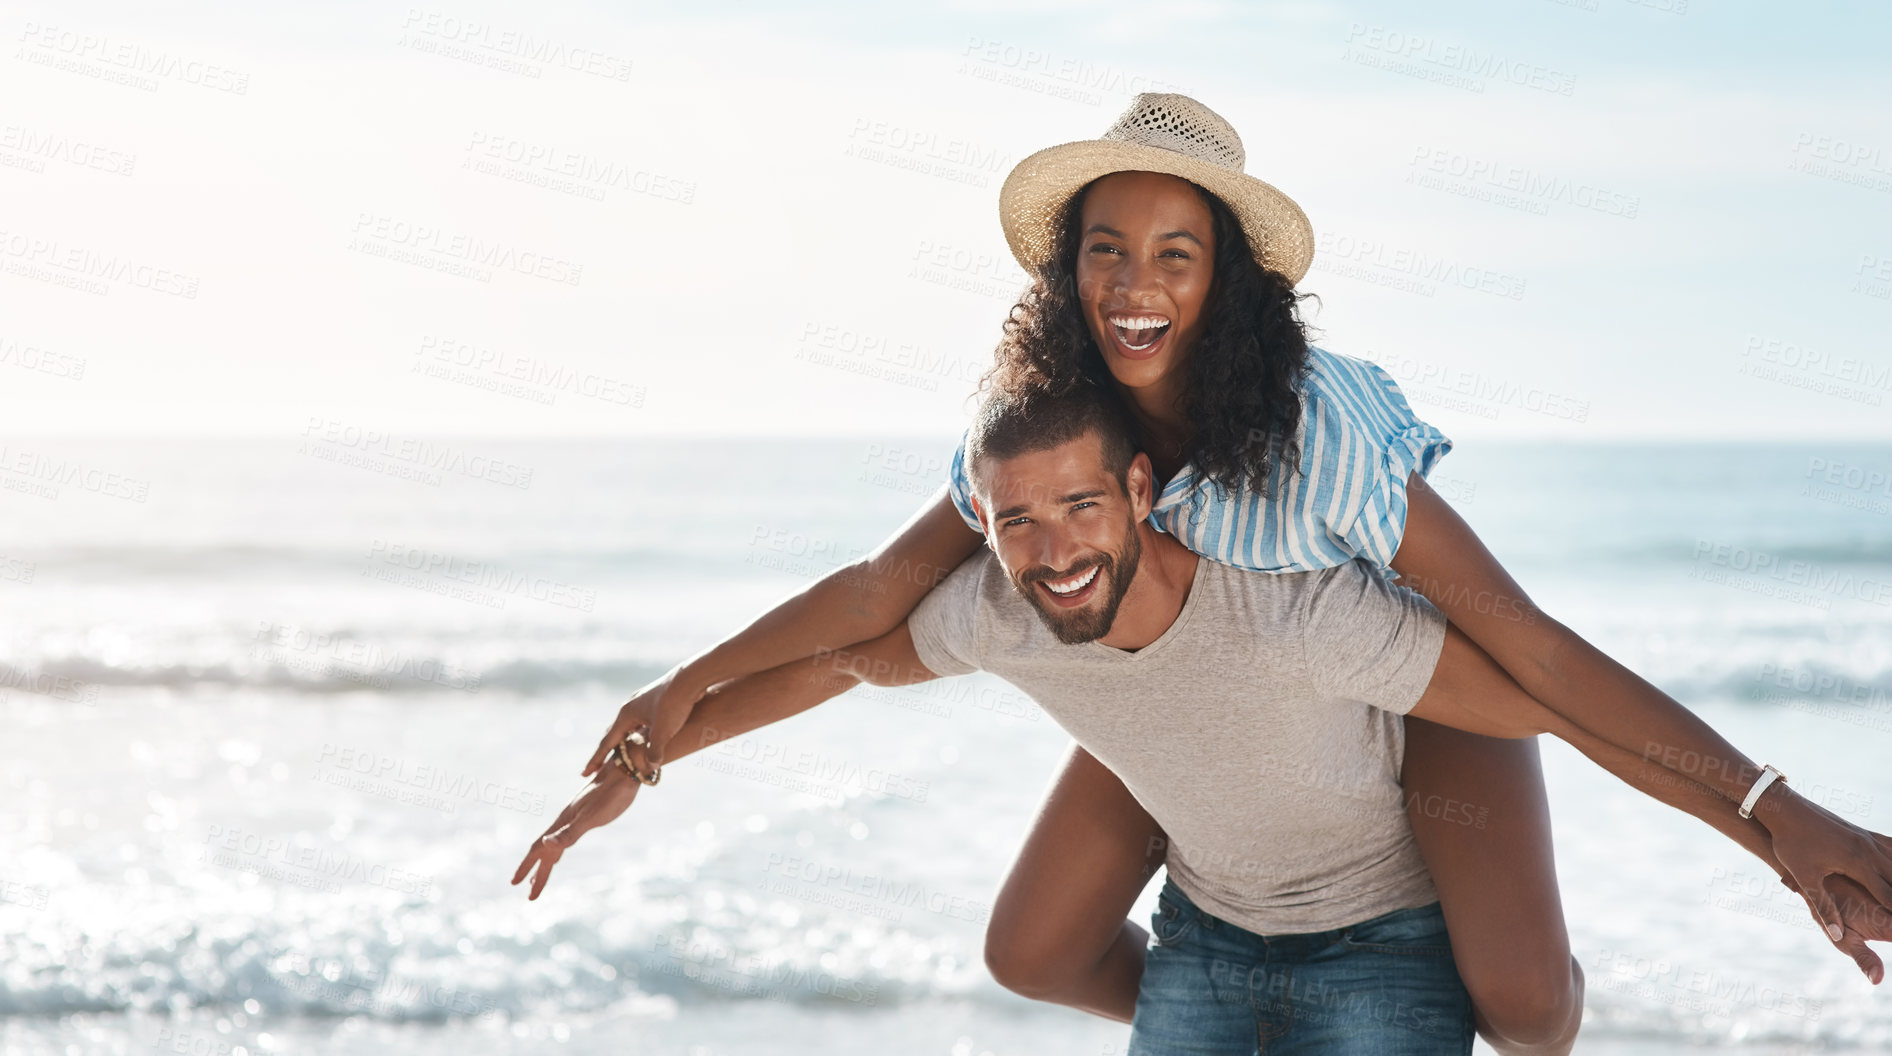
[517, 94, 1892, 1053]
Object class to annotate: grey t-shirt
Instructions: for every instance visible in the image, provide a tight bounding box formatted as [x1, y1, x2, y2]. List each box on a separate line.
[908, 549, 1448, 935]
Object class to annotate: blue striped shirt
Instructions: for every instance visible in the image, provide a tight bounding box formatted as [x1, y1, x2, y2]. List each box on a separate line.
[945, 346, 1452, 574]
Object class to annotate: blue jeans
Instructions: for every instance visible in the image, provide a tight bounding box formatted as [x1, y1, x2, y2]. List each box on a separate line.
[1129, 878, 1474, 1055]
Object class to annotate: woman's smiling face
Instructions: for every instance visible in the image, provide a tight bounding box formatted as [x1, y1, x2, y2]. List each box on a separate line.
[1074, 170, 1217, 395]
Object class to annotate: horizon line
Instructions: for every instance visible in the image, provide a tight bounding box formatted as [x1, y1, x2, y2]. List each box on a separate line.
[5, 430, 1892, 444]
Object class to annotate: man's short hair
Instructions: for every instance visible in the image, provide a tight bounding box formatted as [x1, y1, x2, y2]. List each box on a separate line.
[966, 377, 1139, 501]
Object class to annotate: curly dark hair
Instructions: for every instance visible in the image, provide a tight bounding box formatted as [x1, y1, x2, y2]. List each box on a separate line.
[978, 175, 1321, 505]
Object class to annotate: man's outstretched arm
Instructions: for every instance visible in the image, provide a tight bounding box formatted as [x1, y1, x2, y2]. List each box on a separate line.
[666, 621, 943, 761]
[1413, 622, 1780, 867]
[1412, 625, 1892, 980]
[1397, 473, 1892, 958]
[513, 623, 942, 899]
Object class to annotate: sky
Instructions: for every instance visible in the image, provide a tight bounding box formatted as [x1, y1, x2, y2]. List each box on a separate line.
[3, 0, 1891, 439]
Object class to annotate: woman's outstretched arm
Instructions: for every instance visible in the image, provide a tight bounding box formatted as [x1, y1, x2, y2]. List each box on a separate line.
[582, 486, 983, 779]
[1413, 620, 1891, 982]
[517, 626, 940, 899]
[1393, 470, 1892, 945]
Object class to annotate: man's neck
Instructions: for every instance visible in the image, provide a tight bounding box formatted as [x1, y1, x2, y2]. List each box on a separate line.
[1097, 523, 1200, 651]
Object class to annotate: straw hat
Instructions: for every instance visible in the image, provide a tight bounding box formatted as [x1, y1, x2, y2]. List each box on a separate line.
[998, 93, 1315, 286]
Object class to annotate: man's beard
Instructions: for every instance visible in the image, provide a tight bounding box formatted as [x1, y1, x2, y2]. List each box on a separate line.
[1014, 525, 1143, 645]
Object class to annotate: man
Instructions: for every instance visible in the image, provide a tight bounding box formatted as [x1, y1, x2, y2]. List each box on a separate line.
[516, 376, 1892, 1049]
[671, 376, 1556, 1051]
[842, 377, 1560, 1052]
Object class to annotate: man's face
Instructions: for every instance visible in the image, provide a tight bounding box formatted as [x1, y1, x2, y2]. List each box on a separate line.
[971, 431, 1151, 644]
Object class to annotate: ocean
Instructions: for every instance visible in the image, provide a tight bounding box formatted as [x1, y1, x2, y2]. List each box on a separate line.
[2, 434, 1890, 1054]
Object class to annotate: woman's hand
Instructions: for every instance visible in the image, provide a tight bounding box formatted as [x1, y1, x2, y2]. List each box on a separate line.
[1762, 789, 1892, 945]
[1396, 475, 1892, 964]
[512, 762, 641, 900]
[1784, 871, 1891, 984]
[581, 666, 702, 781]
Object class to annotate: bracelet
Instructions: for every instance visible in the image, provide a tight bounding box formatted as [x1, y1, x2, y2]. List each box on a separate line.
[1737, 763, 1787, 819]
[606, 744, 640, 781]
[608, 724, 662, 786]
[607, 743, 662, 785]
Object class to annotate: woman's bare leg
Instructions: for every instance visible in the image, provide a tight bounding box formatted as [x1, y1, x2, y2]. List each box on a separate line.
[984, 741, 1167, 1022]
[1402, 716, 1584, 1056]
[984, 727, 1584, 1043]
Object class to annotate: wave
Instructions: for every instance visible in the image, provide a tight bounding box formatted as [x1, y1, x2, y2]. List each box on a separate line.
[0, 542, 755, 580]
[0, 654, 672, 699]
[0, 936, 966, 1020]
[1603, 536, 1892, 568]
[4, 612, 1889, 704]
[1655, 662, 1892, 706]
[0, 858, 995, 1019]
[4, 887, 1888, 1049]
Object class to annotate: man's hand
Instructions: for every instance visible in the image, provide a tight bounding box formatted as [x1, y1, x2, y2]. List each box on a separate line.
[1761, 790, 1892, 947]
[512, 763, 641, 900]
[1785, 871, 1892, 984]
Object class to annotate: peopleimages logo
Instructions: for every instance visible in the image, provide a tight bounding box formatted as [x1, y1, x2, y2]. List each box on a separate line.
[201, 824, 435, 896]
[313, 742, 545, 815]
[1406, 146, 1639, 219]
[1371, 353, 1590, 422]
[1342, 23, 1576, 96]
[15, 20, 251, 94]
[1313, 232, 1528, 301]
[0, 228, 199, 298]
[414, 334, 646, 408]
[1736, 334, 1891, 407]
[299, 419, 534, 489]
[0, 443, 149, 502]
[396, 10, 632, 81]
[1689, 539, 1892, 608]
[362, 539, 598, 612]
[462, 132, 695, 204]
[0, 123, 137, 176]
[761, 852, 991, 923]
[956, 35, 1188, 106]
[253, 620, 483, 692]
[348, 213, 584, 287]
